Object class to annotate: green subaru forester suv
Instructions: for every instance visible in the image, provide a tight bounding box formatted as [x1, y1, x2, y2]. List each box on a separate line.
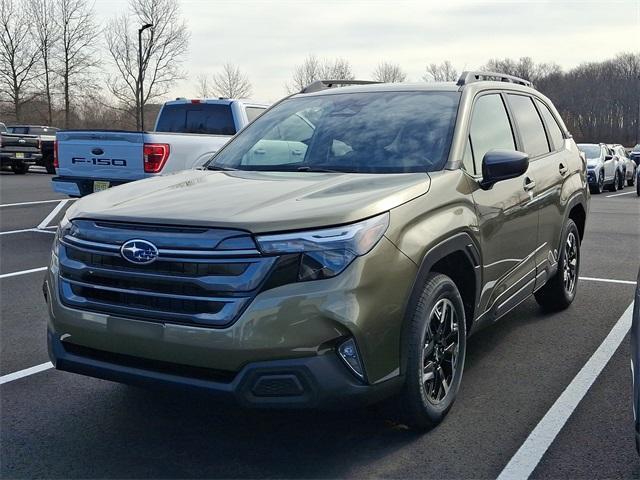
[45, 72, 589, 429]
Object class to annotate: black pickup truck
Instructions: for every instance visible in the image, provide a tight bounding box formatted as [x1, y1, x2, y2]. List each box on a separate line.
[6, 124, 59, 173]
[0, 122, 42, 174]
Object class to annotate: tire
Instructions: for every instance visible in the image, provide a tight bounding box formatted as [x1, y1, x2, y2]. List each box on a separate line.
[618, 170, 625, 190]
[628, 169, 636, 187]
[397, 272, 467, 431]
[534, 219, 580, 311]
[637, 174, 640, 196]
[11, 163, 28, 174]
[589, 171, 604, 194]
[45, 161, 56, 174]
[608, 171, 619, 192]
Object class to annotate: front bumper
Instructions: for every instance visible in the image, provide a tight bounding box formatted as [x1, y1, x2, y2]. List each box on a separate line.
[52, 176, 129, 197]
[45, 235, 416, 404]
[47, 329, 401, 408]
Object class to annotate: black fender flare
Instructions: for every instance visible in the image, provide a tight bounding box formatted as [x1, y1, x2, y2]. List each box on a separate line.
[562, 191, 588, 245]
[398, 231, 482, 376]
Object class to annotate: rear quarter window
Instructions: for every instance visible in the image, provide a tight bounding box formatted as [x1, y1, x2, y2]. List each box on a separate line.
[534, 99, 564, 151]
[156, 104, 236, 135]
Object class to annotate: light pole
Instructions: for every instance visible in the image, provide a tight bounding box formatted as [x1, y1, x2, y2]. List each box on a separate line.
[138, 23, 153, 131]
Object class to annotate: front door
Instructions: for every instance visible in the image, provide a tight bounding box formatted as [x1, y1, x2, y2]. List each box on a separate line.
[464, 92, 539, 322]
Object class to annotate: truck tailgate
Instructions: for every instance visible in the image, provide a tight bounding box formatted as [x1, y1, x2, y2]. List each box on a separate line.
[57, 131, 144, 180]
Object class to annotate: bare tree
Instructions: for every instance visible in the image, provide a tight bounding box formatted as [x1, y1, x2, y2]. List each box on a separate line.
[0, 0, 41, 121]
[212, 63, 252, 98]
[28, 0, 60, 125]
[372, 62, 407, 83]
[195, 73, 212, 98]
[56, 0, 99, 128]
[287, 55, 355, 92]
[106, 0, 189, 129]
[423, 61, 458, 82]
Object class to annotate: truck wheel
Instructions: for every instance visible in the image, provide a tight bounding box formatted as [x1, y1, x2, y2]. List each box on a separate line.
[11, 163, 28, 174]
[397, 272, 467, 430]
[534, 219, 580, 311]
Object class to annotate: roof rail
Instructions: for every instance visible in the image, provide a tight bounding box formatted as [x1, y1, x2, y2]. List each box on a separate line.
[456, 71, 533, 88]
[300, 79, 381, 94]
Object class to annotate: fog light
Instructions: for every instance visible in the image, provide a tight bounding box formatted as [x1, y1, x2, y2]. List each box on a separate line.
[338, 338, 365, 380]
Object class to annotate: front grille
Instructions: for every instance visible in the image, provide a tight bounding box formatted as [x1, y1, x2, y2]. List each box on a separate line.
[58, 220, 276, 327]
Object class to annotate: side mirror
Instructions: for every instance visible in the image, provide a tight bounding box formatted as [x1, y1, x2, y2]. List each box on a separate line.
[480, 150, 529, 189]
[605, 155, 613, 161]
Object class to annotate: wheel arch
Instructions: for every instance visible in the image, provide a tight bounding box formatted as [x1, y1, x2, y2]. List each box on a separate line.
[399, 232, 481, 376]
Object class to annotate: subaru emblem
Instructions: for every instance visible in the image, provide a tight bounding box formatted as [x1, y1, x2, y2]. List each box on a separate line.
[120, 239, 159, 265]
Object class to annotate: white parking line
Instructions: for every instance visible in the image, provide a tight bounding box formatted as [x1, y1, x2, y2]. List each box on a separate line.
[37, 200, 69, 229]
[0, 267, 47, 279]
[0, 228, 55, 236]
[0, 199, 73, 208]
[496, 302, 634, 480]
[579, 276, 637, 286]
[606, 191, 636, 198]
[0, 362, 53, 385]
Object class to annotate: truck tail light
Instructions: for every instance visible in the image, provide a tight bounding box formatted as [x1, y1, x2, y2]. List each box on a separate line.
[143, 143, 170, 173]
[53, 140, 58, 168]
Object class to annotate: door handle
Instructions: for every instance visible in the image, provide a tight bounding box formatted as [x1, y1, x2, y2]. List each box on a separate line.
[523, 177, 536, 191]
[254, 149, 265, 154]
[559, 163, 568, 175]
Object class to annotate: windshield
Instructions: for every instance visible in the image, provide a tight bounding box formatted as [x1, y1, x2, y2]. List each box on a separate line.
[155, 103, 236, 135]
[209, 91, 460, 173]
[578, 144, 601, 159]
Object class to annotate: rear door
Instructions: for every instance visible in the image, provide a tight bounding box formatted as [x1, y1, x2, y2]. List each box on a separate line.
[56, 131, 144, 181]
[465, 92, 539, 321]
[505, 94, 566, 289]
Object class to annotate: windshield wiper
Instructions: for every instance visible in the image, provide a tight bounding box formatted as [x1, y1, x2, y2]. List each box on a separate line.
[206, 164, 237, 171]
[296, 166, 344, 173]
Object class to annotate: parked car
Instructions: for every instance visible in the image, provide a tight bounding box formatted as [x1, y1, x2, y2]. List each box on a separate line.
[630, 144, 640, 166]
[0, 122, 42, 174]
[577, 143, 619, 193]
[53, 98, 269, 197]
[609, 144, 636, 188]
[7, 124, 59, 173]
[631, 268, 640, 452]
[44, 72, 589, 430]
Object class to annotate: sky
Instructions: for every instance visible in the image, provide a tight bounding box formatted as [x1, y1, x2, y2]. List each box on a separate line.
[93, 0, 640, 103]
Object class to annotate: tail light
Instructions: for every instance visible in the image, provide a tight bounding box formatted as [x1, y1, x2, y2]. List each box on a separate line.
[53, 140, 58, 168]
[143, 143, 170, 173]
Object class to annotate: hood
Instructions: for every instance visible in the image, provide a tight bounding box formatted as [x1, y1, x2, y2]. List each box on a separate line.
[67, 169, 430, 233]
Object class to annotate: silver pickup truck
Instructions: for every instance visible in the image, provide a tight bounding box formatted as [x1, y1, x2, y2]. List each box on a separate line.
[52, 98, 269, 197]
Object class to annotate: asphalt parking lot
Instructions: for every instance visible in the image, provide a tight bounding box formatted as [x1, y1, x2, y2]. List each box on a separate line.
[1, 171, 639, 479]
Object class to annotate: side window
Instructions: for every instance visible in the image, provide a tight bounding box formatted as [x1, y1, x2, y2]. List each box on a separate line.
[246, 107, 265, 123]
[534, 99, 564, 151]
[507, 94, 550, 157]
[469, 94, 516, 175]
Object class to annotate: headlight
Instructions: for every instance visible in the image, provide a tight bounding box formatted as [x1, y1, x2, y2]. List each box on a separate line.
[52, 214, 71, 259]
[256, 212, 389, 281]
